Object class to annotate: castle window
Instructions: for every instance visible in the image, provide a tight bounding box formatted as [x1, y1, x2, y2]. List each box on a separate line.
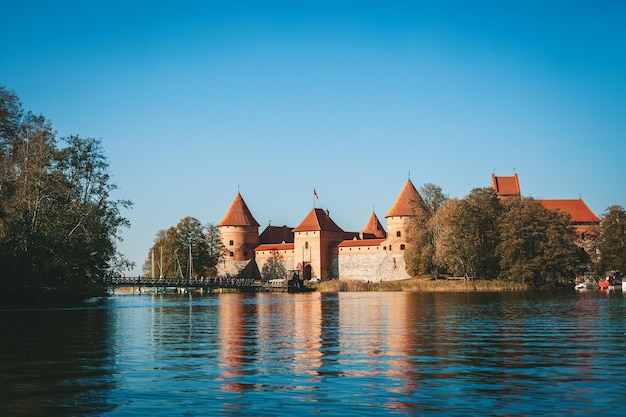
[396, 231, 401, 237]
[229, 251, 234, 257]
[389, 245, 392, 251]
[400, 244, 406, 250]
[305, 241, 309, 249]
[229, 240, 234, 246]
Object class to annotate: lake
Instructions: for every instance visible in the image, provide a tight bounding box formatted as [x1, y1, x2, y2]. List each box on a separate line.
[1, 290, 625, 416]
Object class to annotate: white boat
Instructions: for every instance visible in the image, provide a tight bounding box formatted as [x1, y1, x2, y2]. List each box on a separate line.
[574, 276, 598, 290]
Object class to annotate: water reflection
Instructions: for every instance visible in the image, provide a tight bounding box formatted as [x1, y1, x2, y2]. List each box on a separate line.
[2, 291, 626, 416]
[0, 299, 115, 416]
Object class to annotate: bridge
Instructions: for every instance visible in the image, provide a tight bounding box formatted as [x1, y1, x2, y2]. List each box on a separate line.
[106, 276, 260, 293]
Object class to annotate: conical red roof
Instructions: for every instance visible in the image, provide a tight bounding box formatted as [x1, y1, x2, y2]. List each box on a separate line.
[218, 193, 260, 227]
[363, 212, 387, 238]
[385, 180, 423, 218]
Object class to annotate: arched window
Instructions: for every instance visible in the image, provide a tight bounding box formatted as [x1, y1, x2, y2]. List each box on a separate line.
[400, 244, 406, 250]
[229, 240, 234, 246]
[229, 251, 234, 257]
[396, 231, 401, 237]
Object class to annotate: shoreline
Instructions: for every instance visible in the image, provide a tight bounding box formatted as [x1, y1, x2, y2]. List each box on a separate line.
[316, 277, 532, 292]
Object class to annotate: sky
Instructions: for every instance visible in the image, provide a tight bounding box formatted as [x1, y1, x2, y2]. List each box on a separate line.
[2, 1, 625, 275]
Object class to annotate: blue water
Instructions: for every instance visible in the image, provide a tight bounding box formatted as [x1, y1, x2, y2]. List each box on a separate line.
[1, 290, 626, 416]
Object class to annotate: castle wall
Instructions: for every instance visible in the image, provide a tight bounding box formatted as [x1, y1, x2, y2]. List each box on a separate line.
[255, 249, 296, 278]
[338, 250, 410, 282]
[217, 259, 251, 277]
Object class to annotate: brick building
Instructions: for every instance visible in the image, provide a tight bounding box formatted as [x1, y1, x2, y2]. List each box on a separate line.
[218, 180, 422, 281]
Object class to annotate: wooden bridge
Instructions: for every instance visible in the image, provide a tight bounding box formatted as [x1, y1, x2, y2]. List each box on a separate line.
[106, 276, 260, 293]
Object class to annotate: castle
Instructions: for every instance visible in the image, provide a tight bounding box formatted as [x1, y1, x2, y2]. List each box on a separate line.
[491, 173, 601, 261]
[217, 179, 422, 282]
[217, 175, 601, 281]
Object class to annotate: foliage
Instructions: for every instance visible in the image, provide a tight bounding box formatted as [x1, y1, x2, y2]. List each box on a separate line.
[261, 251, 288, 281]
[143, 217, 224, 278]
[436, 188, 502, 280]
[405, 183, 447, 278]
[599, 205, 626, 273]
[0, 85, 132, 298]
[497, 197, 582, 288]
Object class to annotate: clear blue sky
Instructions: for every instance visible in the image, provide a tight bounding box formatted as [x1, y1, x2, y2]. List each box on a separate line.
[2, 1, 625, 275]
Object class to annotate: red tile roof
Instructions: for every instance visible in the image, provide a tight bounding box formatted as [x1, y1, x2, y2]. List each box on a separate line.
[338, 238, 386, 248]
[386, 179, 423, 218]
[292, 208, 344, 233]
[363, 212, 387, 238]
[255, 243, 295, 251]
[218, 193, 260, 227]
[491, 174, 521, 197]
[538, 199, 601, 224]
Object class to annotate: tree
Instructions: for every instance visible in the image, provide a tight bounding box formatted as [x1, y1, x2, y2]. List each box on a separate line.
[433, 198, 466, 277]
[437, 188, 502, 279]
[143, 217, 224, 278]
[405, 183, 447, 278]
[497, 197, 582, 288]
[599, 205, 626, 274]
[203, 223, 224, 277]
[0, 85, 132, 298]
[261, 251, 287, 282]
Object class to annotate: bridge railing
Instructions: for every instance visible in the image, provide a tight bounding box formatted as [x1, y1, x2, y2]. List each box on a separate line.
[106, 276, 256, 288]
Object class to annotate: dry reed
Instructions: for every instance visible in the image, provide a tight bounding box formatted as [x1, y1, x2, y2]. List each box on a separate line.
[316, 277, 530, 292]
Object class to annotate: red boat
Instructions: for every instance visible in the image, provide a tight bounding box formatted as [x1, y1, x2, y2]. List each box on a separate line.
[599, 271, 622, 291]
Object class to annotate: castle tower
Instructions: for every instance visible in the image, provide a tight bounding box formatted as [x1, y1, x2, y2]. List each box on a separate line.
[293, 208, 344, 280]
[363, 211, 387, 239]
[385, 179, 423, 255]
[217, 193, 260, 276]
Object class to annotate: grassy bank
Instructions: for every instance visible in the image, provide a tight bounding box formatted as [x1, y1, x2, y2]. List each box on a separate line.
[316, 277, 530, 292]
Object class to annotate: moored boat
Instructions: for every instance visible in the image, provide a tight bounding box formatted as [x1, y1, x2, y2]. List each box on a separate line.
[574, 275, 598, 290]
[599, 271, 622, 291]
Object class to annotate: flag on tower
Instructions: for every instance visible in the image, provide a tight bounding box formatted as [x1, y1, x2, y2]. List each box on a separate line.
[314, 188, 319, 199]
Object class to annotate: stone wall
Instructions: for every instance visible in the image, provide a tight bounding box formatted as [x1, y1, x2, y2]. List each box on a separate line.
[217, 259, 250, 277]
[256, 254, 295, 279]
[338, 252, 410, 282]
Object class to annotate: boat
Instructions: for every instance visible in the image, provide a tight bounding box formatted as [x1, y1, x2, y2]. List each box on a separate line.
[574, 275, 598, 290]
[267, 270, 315, 293]
[599, 271, 622, 291]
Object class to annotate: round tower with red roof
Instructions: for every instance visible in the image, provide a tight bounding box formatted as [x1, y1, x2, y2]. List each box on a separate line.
[217, 193, 260, 276]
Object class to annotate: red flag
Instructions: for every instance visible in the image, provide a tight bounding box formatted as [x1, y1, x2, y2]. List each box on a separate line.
[314, 188, 319, 199]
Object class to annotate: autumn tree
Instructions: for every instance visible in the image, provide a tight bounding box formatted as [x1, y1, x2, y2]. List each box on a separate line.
[405, 183, 447, 278]
[599, 205, 626, 274]
[437, 188, 502, 279]
[261, 251, 288, 282]
[143, 217, 223, 279]
[433, 198, 465, 276]
[497, 197, 582, 288]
